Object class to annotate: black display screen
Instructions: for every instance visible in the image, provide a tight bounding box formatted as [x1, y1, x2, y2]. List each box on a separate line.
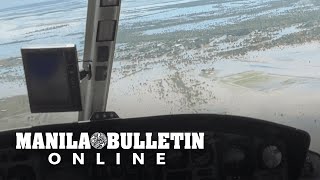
[21, 46, 82, 113]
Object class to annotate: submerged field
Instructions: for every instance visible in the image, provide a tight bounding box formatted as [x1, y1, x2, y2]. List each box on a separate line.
[1, 0, 320, 150]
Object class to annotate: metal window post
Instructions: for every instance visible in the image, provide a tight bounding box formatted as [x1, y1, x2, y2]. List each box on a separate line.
[78, 0, 121, 121]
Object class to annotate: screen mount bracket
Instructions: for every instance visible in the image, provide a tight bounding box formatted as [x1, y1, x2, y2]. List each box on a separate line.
[80, 63, 92, 80]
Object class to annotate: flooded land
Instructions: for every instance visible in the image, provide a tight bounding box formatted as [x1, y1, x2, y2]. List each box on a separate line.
[1, 0, 320, 151]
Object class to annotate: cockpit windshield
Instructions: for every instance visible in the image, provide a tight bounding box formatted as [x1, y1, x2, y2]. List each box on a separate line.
[0, 0, 320, 152]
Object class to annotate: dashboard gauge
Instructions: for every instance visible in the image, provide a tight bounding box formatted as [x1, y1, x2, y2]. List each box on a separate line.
[223, 145, 253, 176]
[262, 146, 282, 169]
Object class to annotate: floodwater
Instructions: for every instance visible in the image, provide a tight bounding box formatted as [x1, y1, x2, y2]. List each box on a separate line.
[0, 0, 320, 152]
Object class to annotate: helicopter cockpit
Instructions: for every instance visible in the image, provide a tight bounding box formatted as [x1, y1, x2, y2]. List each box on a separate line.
[0, 0, 319, 180]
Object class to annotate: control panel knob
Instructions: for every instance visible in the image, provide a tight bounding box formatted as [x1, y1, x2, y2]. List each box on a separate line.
[262, 145, 282, 169]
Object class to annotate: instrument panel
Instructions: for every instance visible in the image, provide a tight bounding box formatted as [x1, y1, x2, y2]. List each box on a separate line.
[0, 132, 289, 180]
[0, 114, 311, 180]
